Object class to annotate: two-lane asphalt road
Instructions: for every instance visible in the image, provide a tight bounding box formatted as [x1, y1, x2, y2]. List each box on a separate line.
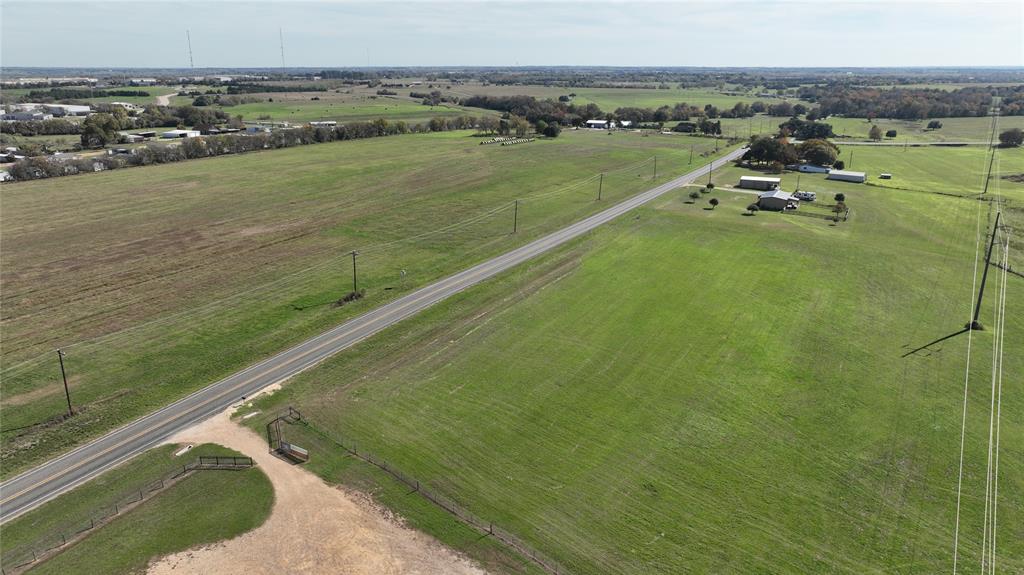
[0, 146, 746, 523]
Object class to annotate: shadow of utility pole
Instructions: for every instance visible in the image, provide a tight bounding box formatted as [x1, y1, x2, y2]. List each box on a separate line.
[901, 327, 970, 358]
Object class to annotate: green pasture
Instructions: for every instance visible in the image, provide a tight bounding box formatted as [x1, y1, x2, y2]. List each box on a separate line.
[246, 144, 1023, 573]
[0, 130, 732, 476]
[1, 443, 272, 575]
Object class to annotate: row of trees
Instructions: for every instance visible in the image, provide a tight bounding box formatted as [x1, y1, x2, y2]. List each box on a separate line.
[1, 118, 82, 136]
[742, 136, 841, 169]
[6, 115, 488, 182]
[797, 85, 1017, 119]
[17, 88, 150, 102]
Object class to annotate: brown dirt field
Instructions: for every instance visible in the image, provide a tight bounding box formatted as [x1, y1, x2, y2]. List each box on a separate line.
[147, 404, 486, 575]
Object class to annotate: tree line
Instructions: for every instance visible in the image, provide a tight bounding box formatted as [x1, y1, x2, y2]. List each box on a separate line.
[14, 88, 151, 102]
[5, 115, 492, 182]
[797, 84, 1024, 119]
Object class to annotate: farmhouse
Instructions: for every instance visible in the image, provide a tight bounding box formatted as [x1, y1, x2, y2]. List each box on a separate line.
[738, 175, 781, 191]
[160, 129, 201, 139]
[585, 119, 610, 129]
[757, 190, 798, 211]
[826, 169, 867, 183]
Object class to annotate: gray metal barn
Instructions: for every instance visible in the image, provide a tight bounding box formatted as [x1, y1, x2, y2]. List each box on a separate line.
[758, 190, 798, 211]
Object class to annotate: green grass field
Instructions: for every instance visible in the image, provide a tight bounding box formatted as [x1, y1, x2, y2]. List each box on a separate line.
[0, 129, 733, 477]
[245, 144, 1023, 573]
[1, 443, 272, 574]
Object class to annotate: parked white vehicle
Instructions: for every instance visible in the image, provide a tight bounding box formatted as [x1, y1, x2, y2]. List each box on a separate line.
[793, 191, 817, 201]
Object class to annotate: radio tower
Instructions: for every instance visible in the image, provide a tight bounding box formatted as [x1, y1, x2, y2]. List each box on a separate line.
[186, 30, 195, 69]
[279, 28, 286, 69]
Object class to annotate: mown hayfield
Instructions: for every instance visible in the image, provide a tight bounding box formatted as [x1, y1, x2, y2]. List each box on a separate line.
[247, 144, 1023, 573]
[825, 115, 1024, 143]
[0, 129, 731, 476]
[0, 443, 272, 575]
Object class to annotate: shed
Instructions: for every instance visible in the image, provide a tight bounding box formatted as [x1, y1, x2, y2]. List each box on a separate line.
[585, 119, 610, 129]
[758, 190, 798, 211]
[879, 173, 892, 180]
[738, 176, 781, 191]
[796, 164, 829, 173]
[826, 169, 867, 183]
[160, 129, 200, 139]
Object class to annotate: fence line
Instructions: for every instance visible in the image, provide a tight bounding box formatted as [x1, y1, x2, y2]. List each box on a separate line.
[0, 455, 254, 575]
[283, 410, 569, 575]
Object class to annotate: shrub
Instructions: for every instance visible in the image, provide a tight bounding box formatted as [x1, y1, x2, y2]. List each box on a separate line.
[885, 129, 897, 138]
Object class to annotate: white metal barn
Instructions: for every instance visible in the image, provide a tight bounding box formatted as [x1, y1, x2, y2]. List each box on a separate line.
[738, 176, 781, 191]
[826, 169, 867, 183]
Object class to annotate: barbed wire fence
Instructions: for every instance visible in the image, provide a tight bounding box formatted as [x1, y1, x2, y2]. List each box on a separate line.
[278, 409, 570, 575]
[0, 455, 254, 575]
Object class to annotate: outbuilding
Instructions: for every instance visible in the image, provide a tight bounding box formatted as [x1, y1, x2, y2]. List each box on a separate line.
[738, 175, 781, 191]
[826, 169, 867, 183]
[796, 164, 829, 173]
[160, 129, 200, 139]
[757, 190, 798, 211]
[585, 119, 610, 129]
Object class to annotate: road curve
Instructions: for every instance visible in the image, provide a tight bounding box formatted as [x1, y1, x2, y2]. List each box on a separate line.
[0, 146, 746, 523]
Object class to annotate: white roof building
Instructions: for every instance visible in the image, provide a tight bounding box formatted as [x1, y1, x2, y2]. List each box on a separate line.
[160, 129, 201, 139]
[826, 169, 867, 183]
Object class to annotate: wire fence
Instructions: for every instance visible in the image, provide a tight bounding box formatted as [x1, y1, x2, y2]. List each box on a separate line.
[0, 455, 254, 575]
[277, 409, 570, 575]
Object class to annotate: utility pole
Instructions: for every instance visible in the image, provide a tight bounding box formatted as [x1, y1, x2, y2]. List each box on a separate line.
[689, 145, 693, 165]
[849, 149, 854, 169]
[512, 200, 519, 233]
[796, 173, 801, 192]
[707, 161, 713, 186]
[970, 212, 1002, 330]
[186, 30, 194, 70]
[57, 349, 72, 417]
[279, 28, 286, 69]
[653, 156, 657, 179]
[597, 173, 603, 201]
[350, 251, 358, 294]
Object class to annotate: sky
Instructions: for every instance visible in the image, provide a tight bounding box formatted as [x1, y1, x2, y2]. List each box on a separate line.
[2, 0, 1022, 68]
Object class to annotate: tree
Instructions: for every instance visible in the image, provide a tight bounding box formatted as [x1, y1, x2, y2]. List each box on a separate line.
[709, 198, 720, 210]
[833, 160, 845, 170]
[80, 113, 123, 148]
[998, 128, 1023, 147]
[534, 120, 548, 135]
[797, 138, 839, 166]
[834, 192, 846, 202]
[705, 182, 715, 191]
[747, 203, 760, 215]
[688, 190, 701, 203]
[885, 129, 897, 138]
[869, 125, 883, 141]
[927, 120, 943, 130]
[542, 122, 562, 138]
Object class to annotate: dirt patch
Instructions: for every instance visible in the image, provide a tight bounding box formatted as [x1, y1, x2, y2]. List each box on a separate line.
[147, 405, 486, 575]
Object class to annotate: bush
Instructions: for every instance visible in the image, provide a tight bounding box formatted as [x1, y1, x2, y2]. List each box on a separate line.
[998, 128, 1023, 147]
[542, 123, 561, 138]
[769, 161, 784, 174]
[927, 120, 943, 129]
[747, 203, 760, 214]
[833, 160, 845, 170]
[885, 129, 897, 138]
[705, 182, 715, 191]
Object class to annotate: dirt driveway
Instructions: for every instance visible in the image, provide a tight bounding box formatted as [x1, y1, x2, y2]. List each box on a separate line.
[147, 405, 485, 575]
